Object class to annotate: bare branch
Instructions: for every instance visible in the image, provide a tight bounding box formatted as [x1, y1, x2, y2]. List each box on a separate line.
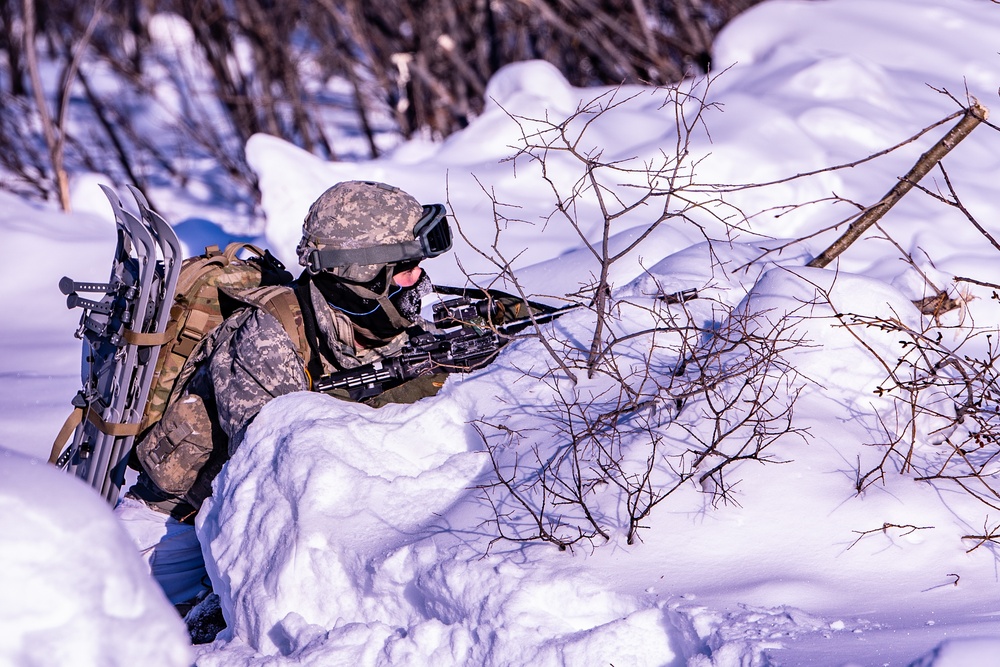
[808, 102, 989, 268]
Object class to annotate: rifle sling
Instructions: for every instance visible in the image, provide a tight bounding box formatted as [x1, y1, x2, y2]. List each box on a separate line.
[293, 278, 330, 390]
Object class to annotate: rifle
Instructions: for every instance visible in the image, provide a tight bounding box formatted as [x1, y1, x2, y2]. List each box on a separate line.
[312, 289, 576, 400]
[312, 286, 699, 400]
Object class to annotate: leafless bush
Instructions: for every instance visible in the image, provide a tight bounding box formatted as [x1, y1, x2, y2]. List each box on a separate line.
[830, 181, 1000, 526]
[461, 81, 820, 548]
[465, 82, 1000, 552]
[808, 151, 1000, 551]
[845, 309, 1000, 493]
[0, 93, 50, 197]
[455, 75, 745, 375]
[475, 290, 812, 548]
[0, 0, 767, 204]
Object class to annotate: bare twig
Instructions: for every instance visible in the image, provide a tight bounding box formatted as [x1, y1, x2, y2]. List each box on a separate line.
[848, 522, 934, 550]
[808, 102, 989, 268]
[22, 0, 71, 209]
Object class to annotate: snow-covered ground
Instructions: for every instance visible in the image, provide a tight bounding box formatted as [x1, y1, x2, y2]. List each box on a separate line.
[4, 0, 1000, 665]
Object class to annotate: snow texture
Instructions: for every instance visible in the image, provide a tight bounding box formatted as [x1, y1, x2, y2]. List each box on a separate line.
[0, 449, 192, 666]
[4, 0, 1000, 665]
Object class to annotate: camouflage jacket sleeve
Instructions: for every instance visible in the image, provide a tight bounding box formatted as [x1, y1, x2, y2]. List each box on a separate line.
[208, 307, 309, 455]
[131, 305, 308, 514]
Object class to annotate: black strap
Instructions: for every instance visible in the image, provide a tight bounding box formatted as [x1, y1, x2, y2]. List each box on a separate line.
[293, 277, 330, 385]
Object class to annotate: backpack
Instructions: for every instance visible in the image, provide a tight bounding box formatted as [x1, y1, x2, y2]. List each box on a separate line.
[49, 241, 305, 470]
[138, 242, 302, 435]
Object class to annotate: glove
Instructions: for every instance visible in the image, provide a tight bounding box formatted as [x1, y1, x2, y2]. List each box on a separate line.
[490, 296, 529, 325]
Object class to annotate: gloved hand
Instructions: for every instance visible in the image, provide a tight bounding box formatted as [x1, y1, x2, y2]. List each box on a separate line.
[490, 295, 529, 325]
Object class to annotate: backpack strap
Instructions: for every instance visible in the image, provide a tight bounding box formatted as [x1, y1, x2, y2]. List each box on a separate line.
[292, 279, 330, 388]
[219, 285, 313, 375]
[221, 242, 266, 264]
[175, 243, 265, 303]
[257, 287, 310, 368]
[167, 248, 241, 357]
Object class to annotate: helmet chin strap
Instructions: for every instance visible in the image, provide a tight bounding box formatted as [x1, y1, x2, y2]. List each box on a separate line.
[339, 264, 414, 330]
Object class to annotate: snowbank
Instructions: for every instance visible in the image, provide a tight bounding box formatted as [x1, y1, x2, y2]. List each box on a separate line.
[4, 0, 1000, 665]
[0, 447, 192, 666]
[195, 393, 703, 665]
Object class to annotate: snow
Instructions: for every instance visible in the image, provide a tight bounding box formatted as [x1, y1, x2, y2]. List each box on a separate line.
[0, 449, 192, 666]
[4, 0, 1000, 665]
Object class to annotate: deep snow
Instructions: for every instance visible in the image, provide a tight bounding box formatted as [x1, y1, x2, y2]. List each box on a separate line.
[4, 0, 1000, 665]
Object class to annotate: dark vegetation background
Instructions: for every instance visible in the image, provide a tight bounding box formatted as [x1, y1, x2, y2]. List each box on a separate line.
[0, 0, 764, 209]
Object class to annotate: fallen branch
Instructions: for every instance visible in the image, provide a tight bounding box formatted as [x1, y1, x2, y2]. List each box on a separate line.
[848, 522, 935, 550]
[807, 102, 989, 268]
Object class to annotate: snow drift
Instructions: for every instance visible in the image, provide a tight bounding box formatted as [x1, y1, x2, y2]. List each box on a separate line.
[4, 0, 1000, 665]
[0, 448, 192, 666]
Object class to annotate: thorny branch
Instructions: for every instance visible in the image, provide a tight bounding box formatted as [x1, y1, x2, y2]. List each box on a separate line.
[472, 78, 1000, 554]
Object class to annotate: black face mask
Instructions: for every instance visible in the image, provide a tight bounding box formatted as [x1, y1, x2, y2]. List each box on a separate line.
[312, 267, 429, 345]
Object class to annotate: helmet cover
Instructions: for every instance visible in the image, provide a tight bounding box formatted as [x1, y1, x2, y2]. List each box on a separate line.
[297, 180, 424, 282]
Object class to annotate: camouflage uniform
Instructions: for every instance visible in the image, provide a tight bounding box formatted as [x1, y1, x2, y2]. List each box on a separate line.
[117, 182, 446, 607]
[130, 277, 426, 518]
[129, 181, 440, 520]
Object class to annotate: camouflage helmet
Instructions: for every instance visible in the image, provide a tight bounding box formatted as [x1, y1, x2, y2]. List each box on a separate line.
[297, 181, 426, 282]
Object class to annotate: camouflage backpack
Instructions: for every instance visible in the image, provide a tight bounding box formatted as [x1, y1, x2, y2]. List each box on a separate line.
[49, 240, 311, 475]
[137, 242, 305, 435]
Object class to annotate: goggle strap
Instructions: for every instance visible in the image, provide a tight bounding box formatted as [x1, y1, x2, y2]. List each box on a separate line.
[307, 240, 424, 272]
[305, 204, 452, 272]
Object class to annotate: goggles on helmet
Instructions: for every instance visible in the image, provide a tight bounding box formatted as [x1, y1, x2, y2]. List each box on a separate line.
[305, 203, 452, 273]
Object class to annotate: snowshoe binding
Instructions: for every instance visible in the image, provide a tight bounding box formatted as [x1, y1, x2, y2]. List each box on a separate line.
[50, 186, 181, 504]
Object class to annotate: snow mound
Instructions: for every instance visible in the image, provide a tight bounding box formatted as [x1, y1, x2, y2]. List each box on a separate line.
[195, 392, 708, 665]
[726, 266, 922, 392]
[197, 392, 484, 654]
[0, 447, 192, 666]
[911, 638, 1000, 667]
[482, 60, 580, 117]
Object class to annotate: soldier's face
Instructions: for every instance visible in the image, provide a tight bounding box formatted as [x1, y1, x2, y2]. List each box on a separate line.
[391, 264, 423, 288]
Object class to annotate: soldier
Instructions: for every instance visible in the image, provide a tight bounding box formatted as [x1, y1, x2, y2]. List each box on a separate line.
[113, 180, 453, 612]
